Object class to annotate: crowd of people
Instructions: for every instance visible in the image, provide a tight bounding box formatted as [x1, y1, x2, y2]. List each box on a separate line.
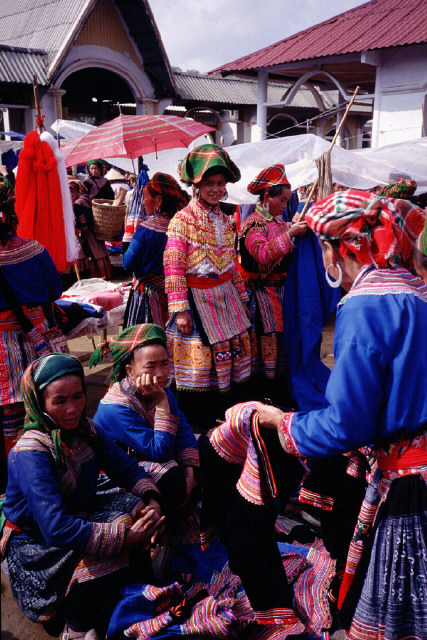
[0, 144, 426, 640]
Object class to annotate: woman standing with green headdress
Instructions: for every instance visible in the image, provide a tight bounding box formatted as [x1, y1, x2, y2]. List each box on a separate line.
[164, 144, 252, 431]
[83, 160, 114, 201]
[1, 353, 164, 640]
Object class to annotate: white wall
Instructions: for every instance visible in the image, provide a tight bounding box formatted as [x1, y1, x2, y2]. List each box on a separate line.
[372, 44, 427, 148]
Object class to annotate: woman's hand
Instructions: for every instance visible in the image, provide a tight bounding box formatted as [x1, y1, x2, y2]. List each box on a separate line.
[176, 311, 192, 335]
[125, 501, 166, 550]
[288, 221, 308, 238]
[253, 401, 285, 430]
[135, 374, 169, 412]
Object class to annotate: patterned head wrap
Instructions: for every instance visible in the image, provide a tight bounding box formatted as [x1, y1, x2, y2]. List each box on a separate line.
[147, 172, 189, 210]
[86, 159, 104, 172]
[247, 164, 290, 195]
[178, 144, 241, 185]
[305, 189, 426, 269]
[21, 354, 89, 467]
[377, 178, 417, 200]
[89, 323, 167, 382]
[417, 215, 427, 256]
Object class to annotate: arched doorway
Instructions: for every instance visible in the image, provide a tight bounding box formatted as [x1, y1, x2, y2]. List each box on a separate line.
[61, 68, 136, 125]
[267, 113, 305, 138]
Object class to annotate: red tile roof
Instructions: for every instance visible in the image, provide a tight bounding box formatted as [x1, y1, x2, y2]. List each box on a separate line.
[211, 0, 427, 74]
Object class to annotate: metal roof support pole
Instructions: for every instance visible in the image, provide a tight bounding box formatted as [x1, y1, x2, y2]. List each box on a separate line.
[255, 69, 268, 141]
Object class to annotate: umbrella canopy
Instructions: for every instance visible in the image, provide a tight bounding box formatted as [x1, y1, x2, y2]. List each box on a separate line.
[61, 114, 215, 167]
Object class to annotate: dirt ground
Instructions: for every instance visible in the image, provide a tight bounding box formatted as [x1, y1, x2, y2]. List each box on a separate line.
[1, 258, 337, 639]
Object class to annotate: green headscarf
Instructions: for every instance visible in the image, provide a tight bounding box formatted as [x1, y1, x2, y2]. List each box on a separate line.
[21, 354, 88, 467]
[86, 159, 104, 172]
[178, 144, 241, 186]
[89, 323, 167, 383]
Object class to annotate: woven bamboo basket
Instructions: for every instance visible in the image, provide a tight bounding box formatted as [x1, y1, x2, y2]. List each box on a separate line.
[92, 199, 126, 241]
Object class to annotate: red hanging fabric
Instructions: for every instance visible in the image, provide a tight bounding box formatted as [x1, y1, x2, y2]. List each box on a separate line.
[16, 130, 66, 271]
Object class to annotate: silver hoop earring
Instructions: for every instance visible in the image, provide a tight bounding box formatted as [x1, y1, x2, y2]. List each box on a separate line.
[221, 189, 229, 201]
[263, 201, 270, 214]
[325, 263, 342, 288]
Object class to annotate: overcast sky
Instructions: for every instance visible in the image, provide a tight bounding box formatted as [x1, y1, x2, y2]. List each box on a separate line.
[149, 0, 368, 73]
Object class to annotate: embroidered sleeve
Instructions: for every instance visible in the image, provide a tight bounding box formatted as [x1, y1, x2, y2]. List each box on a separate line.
[245, 226, 293, 266]
[154, 408, 179, 435]
[132, 477, 160, 498]
[176, 447, 200, 468]
[277, 412, 302, 457]
[85, 520, 128, 557]
[164, 215, 190, 312]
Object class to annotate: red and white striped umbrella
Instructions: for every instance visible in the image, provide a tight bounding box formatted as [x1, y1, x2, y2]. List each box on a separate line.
[61, 114, 215, 167]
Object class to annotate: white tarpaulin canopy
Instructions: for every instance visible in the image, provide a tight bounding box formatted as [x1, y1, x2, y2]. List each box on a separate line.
[142, 134, 427, 203]
[52, 121, 427, 201]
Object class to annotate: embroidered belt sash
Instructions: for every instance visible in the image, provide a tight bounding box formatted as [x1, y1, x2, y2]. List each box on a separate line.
[186, 273, 231, 289]
[377, 434, 427, 473]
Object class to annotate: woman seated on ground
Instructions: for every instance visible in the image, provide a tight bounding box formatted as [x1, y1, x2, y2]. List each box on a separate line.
[122, 173, 189, 329]
[1, 353, 164, 640]
[83, 160, 115, 201]
[68, 177, 112, 280]
[201, 190, 426, 636]
[239, 164, 307, 402]
[92, 323, 199, 526]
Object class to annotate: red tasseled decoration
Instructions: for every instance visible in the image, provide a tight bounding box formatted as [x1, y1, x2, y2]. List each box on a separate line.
[16, 130, 66, 271]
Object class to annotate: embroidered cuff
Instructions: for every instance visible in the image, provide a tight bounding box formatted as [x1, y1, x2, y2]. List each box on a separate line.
[154, 409, 179, 435]
[278, 412, 301, 457]
[277, 231, 294, 255]
[176, 447, 200, 468]
[86, 520, 127, 557]
[133, 477, 159, 499]
[299, 487, 334, 511]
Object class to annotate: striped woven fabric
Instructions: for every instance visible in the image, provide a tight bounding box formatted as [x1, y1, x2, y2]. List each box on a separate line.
[417, 215, 427, 255]
[166, 319, 251, 392]
[0, 316, 50, 405]
[339, 266, 427, 307]
[190, 279, 251, 345]
[209, 402, 276, 506]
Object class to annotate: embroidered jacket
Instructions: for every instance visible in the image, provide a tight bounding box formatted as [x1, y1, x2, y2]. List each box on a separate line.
[0, 237, 62, 310]
[164, 198, 247, 313]
[3, 420, 158, 556]
[94, 385, 199, 469]
[278, 267, 427, 458]
[241, 205, 294, 277]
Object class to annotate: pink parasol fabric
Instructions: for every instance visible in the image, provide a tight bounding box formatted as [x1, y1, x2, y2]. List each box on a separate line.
[61, 114, 215, 167]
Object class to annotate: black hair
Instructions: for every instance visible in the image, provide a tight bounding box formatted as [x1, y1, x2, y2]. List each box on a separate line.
[257, 183, 291, 204]
[0, 200, 18, 245]
[145, 183, 190, 218]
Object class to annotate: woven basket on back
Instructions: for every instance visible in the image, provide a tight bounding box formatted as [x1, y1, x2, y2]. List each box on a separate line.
[92, 199, 126, 241]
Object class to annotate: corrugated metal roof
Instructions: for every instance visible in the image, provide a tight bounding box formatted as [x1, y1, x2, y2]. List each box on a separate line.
[0, 45, 48, 84]
[212, 0, 427, 73]
[174, 72, 319, 109]
[0, 0, 176, 96]
[0, 0, 92, 73]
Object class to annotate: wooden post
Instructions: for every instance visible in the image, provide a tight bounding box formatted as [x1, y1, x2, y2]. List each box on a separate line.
[297, 86, 360, 222]
[32, 75, 46, 134]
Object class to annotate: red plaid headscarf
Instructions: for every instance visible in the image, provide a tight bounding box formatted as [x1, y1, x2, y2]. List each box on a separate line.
[247, 164, 290, 195]
[147, 172, 189, 210]
[305, 190, 426, 269]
